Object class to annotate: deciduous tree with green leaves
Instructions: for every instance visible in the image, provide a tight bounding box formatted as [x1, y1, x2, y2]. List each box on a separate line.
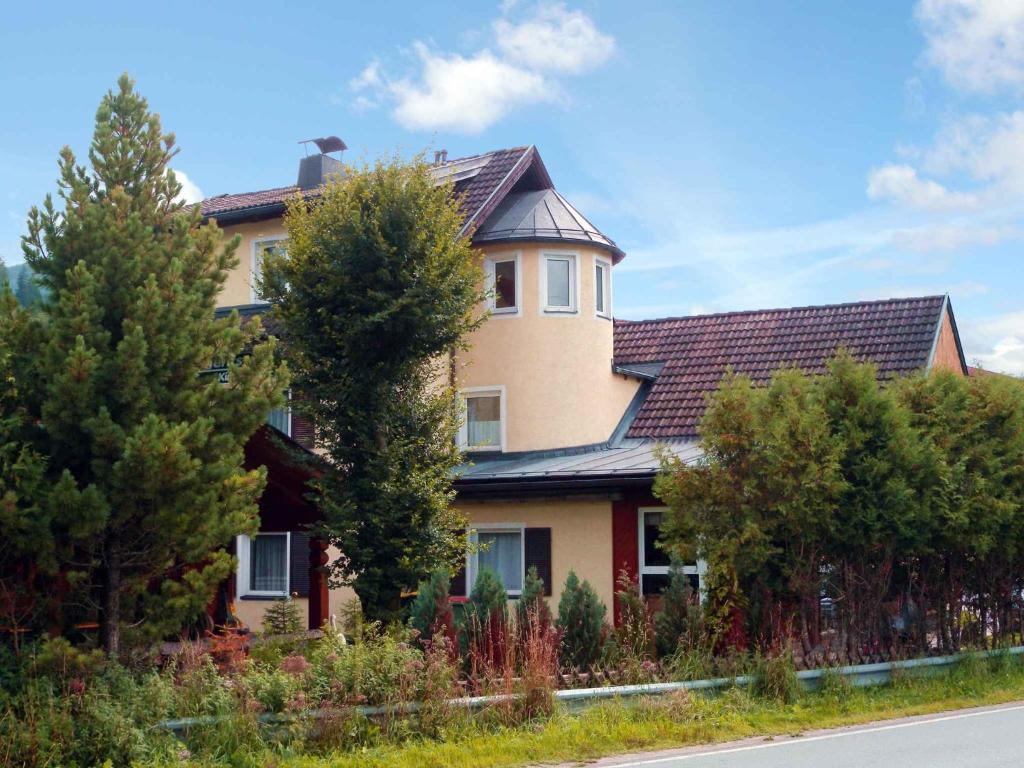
[259, 156, 485, 622]
[13, 75, 286, 653]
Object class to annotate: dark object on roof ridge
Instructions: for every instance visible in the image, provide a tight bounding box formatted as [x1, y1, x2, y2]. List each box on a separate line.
[475, 188, 624, 262]
[614, 295, 960, 440]
[299, 136, 347, 155]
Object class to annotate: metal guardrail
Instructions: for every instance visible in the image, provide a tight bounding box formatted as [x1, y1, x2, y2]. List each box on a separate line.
[157, 645, 1024, 733]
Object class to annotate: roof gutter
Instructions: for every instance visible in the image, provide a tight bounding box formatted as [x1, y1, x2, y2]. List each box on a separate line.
[454, 472, 657, 499]
[206, 202, 288, 226]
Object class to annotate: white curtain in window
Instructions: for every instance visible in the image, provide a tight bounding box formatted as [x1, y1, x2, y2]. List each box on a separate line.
[477, 531, 522, 592]
[267, 407, 290, 435]
[251, 535, 288, 592]
[467, 395, 500, 447]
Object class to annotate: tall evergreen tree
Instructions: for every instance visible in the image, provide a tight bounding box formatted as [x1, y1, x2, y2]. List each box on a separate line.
[260, 156, 485, 621]
[14, 268, 41, 308]
[15, 75, 286, 653]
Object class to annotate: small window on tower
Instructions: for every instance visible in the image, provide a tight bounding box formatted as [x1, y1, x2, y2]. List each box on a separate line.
[487, 255, 519, 313]
[595, 259, 612, 317]
[460, 388, 504, 451]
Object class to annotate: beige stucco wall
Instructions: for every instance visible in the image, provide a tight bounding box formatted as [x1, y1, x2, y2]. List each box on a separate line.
[234, 545, 357, 632]
[459, 499, 615, 611]
[456, 244, 640, 451]
[932, 309, 966, 375]
[216, 219, 288, 308]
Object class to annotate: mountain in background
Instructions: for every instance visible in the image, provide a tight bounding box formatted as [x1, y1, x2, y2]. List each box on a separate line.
[0, 260, 44, 307]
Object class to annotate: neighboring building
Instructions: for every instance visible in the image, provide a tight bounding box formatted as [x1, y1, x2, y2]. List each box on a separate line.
[201, 143, 969, 628]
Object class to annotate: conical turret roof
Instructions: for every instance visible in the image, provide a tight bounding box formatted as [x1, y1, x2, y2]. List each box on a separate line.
[473, 188, 624, 262]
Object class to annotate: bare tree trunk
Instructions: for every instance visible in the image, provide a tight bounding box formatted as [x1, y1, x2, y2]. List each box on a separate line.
[100, 543, 121, 655]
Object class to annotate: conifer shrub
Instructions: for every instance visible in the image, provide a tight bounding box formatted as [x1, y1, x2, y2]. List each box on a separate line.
[654, 557, 705, 658]
[468, 568, 507, 620]
[409, 570, 456, 651]
[556, 570, 607, 670]
[465, 569, 509, 677]
[262, 593, 303, 636]
[516, 565, 552, 636]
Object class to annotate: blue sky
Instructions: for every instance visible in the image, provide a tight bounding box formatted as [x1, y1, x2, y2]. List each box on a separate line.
[2, 1, 1022, 372]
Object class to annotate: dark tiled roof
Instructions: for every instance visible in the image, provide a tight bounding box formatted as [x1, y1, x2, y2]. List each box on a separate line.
[198, 147, 531, 231]
[200, 186, 305, 218]
[614, 295, 948, 439]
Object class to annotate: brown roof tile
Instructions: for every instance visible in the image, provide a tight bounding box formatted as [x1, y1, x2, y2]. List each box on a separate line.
[614, 295, 949, 438]
[198, 147, 531, 230]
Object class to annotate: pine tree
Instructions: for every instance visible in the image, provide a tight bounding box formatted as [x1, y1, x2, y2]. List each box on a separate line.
[555, 570, 606, 670]
[262, 594, 303, 635]
[516, 565, 551, 632]
[259, 156, 485, 622]
[14, 268, 41, 308]
[409, 569, 456, 646]
[654, 556, 700, 658]
[17, 75, 287, 653]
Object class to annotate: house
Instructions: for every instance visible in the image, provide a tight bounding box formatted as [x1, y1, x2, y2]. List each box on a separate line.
[200, 142, 969, 628]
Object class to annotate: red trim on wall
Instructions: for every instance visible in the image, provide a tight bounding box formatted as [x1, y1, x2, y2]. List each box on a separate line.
[611, 499, 639, 625]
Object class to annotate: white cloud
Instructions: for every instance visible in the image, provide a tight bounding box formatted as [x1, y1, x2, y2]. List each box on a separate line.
[351, 3, 614, 133]
[171, 169, 203, 205]
[866, 163, 978, 211]
[961, 309, 1024, 375]
[916, 0, 1024, 93]
[494, 3, 615, 75]
[389, 44, 551, 133]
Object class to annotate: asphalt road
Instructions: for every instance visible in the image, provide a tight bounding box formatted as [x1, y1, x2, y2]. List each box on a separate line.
[583, 702, 1024, 768]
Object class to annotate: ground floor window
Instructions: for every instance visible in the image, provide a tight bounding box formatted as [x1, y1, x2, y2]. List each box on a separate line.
[469, 526, 524, 596]
[638, 508, 703, 597]
[237, 532, 290, 597]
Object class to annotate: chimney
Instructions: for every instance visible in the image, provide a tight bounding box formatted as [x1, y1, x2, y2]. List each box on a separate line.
[297, 136, 347, 190]
[433, 149, 448, 166]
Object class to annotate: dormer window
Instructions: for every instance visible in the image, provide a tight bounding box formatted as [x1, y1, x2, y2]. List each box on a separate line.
[460, 386, 505, 452]
[541, 253, 578, 313]
[595, 257, 612, 318]
[486, 254, 520, 314]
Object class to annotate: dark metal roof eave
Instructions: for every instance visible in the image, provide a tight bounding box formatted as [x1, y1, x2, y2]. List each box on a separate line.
[473, 233, 625, 263]
[453, 472, 657, 498]
[205, 201, 289, 225]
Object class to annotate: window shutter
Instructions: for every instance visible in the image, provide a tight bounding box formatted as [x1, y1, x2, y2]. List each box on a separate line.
[524, 527, 552, 596]
[451, 529, 467, 597]
[290, 413, 315, 450]
[289, 532, 310, 597]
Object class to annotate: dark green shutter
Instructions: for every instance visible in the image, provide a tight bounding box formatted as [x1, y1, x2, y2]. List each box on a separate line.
[451, 529, 467, 597]
[289, 532, 310, 597]
[524, 527, 552, 596]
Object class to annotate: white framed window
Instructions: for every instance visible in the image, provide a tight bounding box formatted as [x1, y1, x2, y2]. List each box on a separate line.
[594, 257, 612, 319]
[251, 236, 287, 304]
[267, 389, 292, 437]
[459, 386, 506, 452]
[468, 524, 525, 596]
[237, 532, 290, 598]
[638, 508, 705, 598]
[485, 253, 520, 315]
[540, 252, 578, 314]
